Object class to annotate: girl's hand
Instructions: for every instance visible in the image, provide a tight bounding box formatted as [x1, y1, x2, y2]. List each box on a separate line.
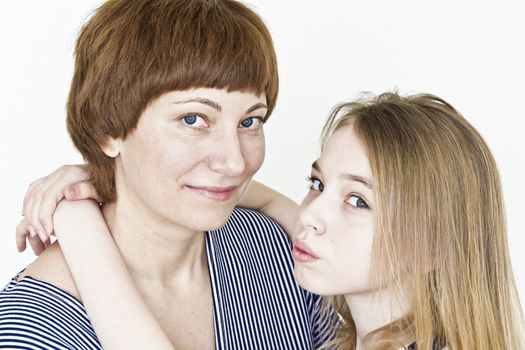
[17, 164, 99, 254]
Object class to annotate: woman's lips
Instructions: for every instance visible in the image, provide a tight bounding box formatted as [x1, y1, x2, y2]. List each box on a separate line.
[292, 239, 319, 263]
[187, 185, 237, 201]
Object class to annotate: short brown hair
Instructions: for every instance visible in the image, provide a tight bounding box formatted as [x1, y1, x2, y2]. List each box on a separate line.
[67, 0, 278, 202]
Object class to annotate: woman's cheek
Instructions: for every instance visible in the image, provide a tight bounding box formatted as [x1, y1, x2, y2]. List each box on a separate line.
[241, 135, 266, 175]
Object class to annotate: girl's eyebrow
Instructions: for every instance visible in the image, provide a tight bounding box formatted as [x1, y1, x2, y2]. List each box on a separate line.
[311, 160, 372, 189]
[341, 174, 372, 189]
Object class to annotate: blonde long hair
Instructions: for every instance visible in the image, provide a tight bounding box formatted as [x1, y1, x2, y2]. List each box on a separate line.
[320, 92, 524, 349]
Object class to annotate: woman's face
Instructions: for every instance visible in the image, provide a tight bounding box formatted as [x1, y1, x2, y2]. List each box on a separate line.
[109, 88, 267, 231]
[292, 124, 376, 296]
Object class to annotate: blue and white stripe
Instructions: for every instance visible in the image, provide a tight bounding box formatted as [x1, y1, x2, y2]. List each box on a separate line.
[0, 277, 101, 349]
[1, 208, 335, 349]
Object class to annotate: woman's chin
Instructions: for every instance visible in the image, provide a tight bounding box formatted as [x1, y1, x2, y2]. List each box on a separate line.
[187, 209, 235, 232]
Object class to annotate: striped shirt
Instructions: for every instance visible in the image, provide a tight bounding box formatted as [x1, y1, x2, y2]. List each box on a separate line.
[0, 208, 336, 349]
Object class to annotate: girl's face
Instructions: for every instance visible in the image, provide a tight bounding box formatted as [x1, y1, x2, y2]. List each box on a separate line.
[292, 124, 376, 296]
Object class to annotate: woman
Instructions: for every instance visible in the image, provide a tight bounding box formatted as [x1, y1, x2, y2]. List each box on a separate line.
[0, 0, 333, 349]
[15, 93, 524, 349]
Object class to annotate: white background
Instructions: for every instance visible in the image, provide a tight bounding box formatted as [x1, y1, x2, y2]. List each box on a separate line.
[1, 1, 524, 312]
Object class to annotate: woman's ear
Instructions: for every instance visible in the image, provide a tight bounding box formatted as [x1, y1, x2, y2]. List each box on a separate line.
[101, 137, 121, 158]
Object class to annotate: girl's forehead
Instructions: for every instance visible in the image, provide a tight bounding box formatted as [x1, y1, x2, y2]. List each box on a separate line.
[314, 133, 373, 192]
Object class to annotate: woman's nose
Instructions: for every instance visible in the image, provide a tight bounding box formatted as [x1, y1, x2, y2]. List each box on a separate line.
[208, 133, 246, 177]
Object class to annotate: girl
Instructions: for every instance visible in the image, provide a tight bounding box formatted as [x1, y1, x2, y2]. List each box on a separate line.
[13, 92, 524, 349]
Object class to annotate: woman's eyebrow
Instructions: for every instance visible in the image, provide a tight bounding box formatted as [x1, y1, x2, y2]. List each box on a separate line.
[172, 98, 222, 111]
[171, 99, 267, 114]
[246, 103, 267, 114]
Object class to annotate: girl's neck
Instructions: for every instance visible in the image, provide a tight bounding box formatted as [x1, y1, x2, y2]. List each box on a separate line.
[344, 286, 411, 350]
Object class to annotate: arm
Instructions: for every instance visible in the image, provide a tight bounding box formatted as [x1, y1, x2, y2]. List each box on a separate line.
[17, 168, 297, 348]
[16, 165, 299, 248]
[238, 180, 299, 238]
[17, 165, 96, 255]
[53, 200, 175, 350]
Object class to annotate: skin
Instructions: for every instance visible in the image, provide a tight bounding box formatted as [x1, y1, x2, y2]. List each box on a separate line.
[17, 87, 270, 350]
[293, 125, 376, 296]
[294, 125, 410, 349]
[103, 87, 267, 233]
[17, 125, 413, 349]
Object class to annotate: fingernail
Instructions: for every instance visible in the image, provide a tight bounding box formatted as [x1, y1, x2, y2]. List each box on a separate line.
[37, 230, 47, 242]
[28, 226, 36, 238]
[44, 224, 53, 236]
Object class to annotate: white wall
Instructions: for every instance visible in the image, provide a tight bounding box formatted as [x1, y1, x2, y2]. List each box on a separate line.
[1, 1, 524, 311]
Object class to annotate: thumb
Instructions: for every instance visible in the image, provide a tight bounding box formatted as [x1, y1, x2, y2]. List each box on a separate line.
[64, 182, 102, 202]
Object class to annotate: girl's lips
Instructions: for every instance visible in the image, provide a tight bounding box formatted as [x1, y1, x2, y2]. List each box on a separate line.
[292, 240, 319, 263]
[187, 185, 237, 201]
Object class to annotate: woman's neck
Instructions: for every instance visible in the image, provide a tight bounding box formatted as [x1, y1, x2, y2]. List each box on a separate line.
[102, 199, 208, 288]
[344, 286, 411, 350]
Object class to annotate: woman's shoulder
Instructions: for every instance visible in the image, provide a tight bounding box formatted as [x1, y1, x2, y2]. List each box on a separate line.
[0, 246, 100, 348]
[15, 241, 81, 302]
[219, 207, 289, 240]
[209, 207, 291, 260]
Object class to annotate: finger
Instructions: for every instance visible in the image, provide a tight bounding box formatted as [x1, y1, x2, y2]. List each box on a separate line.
[26, 187, 48, 242]
[63, 164, 91, 183]
[22, 165, 90, 217]
[27, 225, 37, 240]
[37, 188, 63, 236]
[23, 178, 38, 217]
[24, 195, 35, 225]
[22, 193, 37, 240]
[42, 237, 52, 250]
[27, 225, 44, 256]
[22, 178, 42, 216]
[28, 175, 69, 239]
[15, 219, 30, 252]
[27, 233, 45, 256]
[65, 182, 102, 202]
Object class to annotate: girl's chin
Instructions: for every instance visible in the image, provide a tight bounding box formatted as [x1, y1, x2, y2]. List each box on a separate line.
[293, 268, 358, 296]
[293, 268, 326, 295]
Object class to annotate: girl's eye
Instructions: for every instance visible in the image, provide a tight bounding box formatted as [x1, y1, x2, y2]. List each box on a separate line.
[346, 195, 370, 210]
[240, 117, 263, 129]
[307, 177, 324, 192]
[182, 114, 207, 127]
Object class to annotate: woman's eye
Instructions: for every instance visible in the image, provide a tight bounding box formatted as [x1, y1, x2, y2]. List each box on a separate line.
[346, 195, 370, 210]
[240, 117, 263, 129]
[182, 114, 207, 127]
[307, 177, 324, 192]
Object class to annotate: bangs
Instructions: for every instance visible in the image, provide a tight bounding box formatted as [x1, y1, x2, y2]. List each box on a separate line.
[97, 0, 278, 124]
[67, 0, 278, 201]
